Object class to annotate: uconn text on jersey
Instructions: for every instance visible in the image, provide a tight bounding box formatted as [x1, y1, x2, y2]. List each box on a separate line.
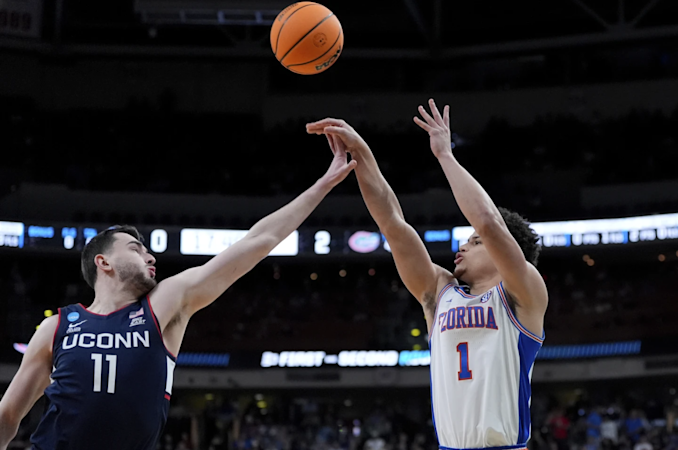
[62, 330, 151, 350]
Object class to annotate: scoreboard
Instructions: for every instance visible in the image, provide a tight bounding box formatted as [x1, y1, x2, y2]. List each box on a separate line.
[0, 222, 405, 258]
[1, 211, 677, 259]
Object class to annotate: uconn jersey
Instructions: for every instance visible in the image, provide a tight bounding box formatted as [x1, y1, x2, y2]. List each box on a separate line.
[31, 297, 177, 450]
[429, 283, 543, 450]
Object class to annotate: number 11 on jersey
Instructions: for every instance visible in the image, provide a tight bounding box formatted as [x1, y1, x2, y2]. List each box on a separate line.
[92, 353, 117, 394]
[456, 342, 472, 380]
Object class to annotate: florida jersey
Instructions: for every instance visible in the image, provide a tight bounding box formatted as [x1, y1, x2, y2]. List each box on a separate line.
[429, 282, 543, 449]
[31, 297, 176, 450]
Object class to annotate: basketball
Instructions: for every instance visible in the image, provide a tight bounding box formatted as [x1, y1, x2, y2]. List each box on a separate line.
[270, 2, 344, 75]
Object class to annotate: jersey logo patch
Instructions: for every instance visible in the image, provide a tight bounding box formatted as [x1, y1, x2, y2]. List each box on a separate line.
[129, 317, 146, 327]
[67, 311, 80, 322]
[67, 320, 87, 334]
[129, 307, 144, 319]
[480, 292, 491, 303]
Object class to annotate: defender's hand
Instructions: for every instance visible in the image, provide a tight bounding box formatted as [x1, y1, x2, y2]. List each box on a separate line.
[318, 128, 358, 188]
[414, 99, 452, 159]
[306, 118, 370, 156]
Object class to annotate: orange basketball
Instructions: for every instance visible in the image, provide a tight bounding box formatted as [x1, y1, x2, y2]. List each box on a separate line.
[270, 2, 343, 75]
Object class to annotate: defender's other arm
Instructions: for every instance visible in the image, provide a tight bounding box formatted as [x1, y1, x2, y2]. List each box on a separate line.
[0, 316, 58, 450]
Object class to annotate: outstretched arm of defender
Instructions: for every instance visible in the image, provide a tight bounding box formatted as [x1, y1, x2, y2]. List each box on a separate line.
[0, 317, 57, 449]
[306, 119, 447, 315]
[153, 138, 357, 321]
[415, 99, 547, 327]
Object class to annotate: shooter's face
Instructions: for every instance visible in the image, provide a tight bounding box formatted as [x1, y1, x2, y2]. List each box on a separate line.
[106, 234, 157, 295]
[453, 232, 497, 283]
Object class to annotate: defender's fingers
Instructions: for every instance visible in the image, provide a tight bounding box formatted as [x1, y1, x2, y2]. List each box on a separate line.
[343, 159, 358, 174]
[330, 133, 347, 155]
[334, 133, 348, 152]
[326, 134, 336, 153]
[443, 105, 450, 129]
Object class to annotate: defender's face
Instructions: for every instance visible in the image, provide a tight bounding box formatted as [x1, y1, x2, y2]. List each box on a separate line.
[453, 232, 497, 283]
[107, 233, 157, 294]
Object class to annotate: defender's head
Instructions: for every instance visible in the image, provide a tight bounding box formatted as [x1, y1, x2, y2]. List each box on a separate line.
[453, 208, 540, 285]
[81, 225, 157, 295]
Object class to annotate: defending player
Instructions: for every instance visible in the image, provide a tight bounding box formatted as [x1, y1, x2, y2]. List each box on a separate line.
[0, 144, 357, 450]
[307, 100, 547, 450]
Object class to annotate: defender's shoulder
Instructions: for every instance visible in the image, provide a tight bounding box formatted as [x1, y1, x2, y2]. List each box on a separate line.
[38, 314, 60, 334]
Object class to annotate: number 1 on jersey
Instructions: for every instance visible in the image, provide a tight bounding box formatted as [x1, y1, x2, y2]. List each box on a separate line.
[91, 353, 117, 394]
[456, 342, 472, 380]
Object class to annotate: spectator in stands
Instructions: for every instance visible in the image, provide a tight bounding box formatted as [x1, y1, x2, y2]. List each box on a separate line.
[548, 408, 571, 450]
[634, 434, 653, 450]
[588, 407, 604, 447]
[625, 409, 650, 444]
[666, 431, 678, 450]
[601, 412, 620, 446]
[363, 430, 387, 450]
[175, 432, 193, 450]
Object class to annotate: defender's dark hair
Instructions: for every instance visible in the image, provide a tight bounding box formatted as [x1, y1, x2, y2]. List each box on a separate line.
[81, 225, 143, 289]
[497, 207, 541, 266]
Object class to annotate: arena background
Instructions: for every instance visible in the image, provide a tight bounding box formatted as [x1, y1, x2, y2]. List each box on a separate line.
[2, 0, 678, 449]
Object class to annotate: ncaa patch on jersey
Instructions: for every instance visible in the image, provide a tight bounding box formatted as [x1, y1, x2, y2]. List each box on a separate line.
[67, 312, 80, 322]
[480, 292, 491, 303]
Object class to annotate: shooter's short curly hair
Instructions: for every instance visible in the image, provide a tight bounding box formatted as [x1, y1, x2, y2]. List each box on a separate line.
[497, 207, 541, 266]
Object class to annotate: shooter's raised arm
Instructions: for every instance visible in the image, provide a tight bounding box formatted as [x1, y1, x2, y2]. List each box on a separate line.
[414, 99, 547, 335]
[306, 119, 450, 329]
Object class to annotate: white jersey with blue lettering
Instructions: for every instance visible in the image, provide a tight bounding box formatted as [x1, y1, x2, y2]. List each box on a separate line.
[429, 282, 544, 450]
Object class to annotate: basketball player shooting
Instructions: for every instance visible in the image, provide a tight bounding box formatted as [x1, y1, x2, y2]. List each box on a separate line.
[0, 144, 357, 450]
[307, 99, 548, 450]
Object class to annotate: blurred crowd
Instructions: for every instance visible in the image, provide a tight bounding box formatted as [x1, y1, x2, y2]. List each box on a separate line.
[1, 255, 677, 357]
[152, 382, 678, 450]
[7, 376, 678, 450]
[130, 388, 678, 450]
[197, 395, 438, 450]
[533, 403, 678, 450]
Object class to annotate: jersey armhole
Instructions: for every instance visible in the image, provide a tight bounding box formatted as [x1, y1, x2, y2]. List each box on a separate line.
[435, 283, 455, 309]
[497, 282, 544, 343]
[429, 283, 455, 344]
[145, 295, 178, 359]
[51, 308, 62, 357]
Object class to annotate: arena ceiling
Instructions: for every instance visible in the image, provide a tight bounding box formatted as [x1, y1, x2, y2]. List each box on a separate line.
[2, 0, 678, 60]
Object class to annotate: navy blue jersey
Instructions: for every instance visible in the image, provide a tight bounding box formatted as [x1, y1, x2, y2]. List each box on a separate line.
[31, 297, 176, 450]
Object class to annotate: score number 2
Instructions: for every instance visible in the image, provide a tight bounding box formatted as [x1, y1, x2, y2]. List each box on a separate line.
[314, 231, 331, 255]
[456, 342, 472, 380]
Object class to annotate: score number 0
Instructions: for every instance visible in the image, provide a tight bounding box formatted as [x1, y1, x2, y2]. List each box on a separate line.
[150, 229, 168, 253]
